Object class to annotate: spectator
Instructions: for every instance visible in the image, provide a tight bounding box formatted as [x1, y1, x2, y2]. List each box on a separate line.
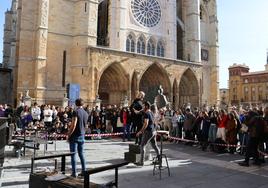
[226, 112, 238, 154]
[31, 102, 41, 124]
[43, 105, 53, 132]
[217, 109, 228, 142]
[20, 105, 33, 130]
[183, 108, 196, 145]
[0, 104, 6, 117]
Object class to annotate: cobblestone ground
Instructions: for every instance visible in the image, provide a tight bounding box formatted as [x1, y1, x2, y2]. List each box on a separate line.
[0, 138, 268, 188]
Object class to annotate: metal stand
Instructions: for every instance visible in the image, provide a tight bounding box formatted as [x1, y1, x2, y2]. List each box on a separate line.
[153, 131, 170, 179]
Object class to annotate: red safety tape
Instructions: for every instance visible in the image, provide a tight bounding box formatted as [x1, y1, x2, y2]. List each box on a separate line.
[167, 136, 199, 143]
[167, 136, 246, 148]
[46, 132, 124, 138]
[13, 132, 124, 139]
[258, 149, 268, 156]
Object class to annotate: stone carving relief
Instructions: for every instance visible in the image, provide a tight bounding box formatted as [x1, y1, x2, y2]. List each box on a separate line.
[40, 0, 49, 27]
[39, 29, 47, 53]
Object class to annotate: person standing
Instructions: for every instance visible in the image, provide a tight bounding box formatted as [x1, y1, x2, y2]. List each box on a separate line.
[130, 91, 145, 145]
[43, 105, 53, 132]
[67, 98, 88, 177]
[31, 102, 41, 125]
[217, 109, 228, 142]
[0, 105, 6, 117]
[183, 108, 196, 145]
[226, 112, 238, 154]
[136, 101, 160, 166]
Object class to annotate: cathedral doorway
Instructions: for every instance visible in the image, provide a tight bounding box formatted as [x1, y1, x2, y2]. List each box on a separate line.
[179, 68, 199, 108]
[139, 63, 171, 104]
[98, 63, 129, 106]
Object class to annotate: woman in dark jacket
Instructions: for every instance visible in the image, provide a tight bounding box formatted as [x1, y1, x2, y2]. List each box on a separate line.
[226, 112, 238, 154]
[197, 111, 211, 151]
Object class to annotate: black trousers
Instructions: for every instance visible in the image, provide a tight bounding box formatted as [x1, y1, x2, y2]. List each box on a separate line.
[245, 137, 259, 162]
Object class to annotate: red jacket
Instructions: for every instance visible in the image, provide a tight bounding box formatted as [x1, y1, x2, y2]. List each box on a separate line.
[123, 111, 128, 125]
[218, 115, 228, 128]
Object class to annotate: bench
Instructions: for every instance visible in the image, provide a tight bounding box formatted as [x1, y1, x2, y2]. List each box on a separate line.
[30, 152, 75, 174]
[30, 153, 129, 188]
[84, 160, 129, 188]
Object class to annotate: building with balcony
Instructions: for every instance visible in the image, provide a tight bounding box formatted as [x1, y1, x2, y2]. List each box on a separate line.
[228, 60, 268, 108]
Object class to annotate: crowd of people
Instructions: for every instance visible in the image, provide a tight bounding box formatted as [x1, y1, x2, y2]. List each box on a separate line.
[1, 94, 268, 167]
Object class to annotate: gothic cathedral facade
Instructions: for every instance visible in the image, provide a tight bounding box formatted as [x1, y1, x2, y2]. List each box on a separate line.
[3, 0, 219, 108]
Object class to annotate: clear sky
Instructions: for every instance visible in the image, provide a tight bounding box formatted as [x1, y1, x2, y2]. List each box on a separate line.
[0, 0, 268, 88]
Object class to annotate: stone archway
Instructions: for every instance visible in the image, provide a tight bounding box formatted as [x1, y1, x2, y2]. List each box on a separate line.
[179, 68, 199, 108]
[98, 63, 129, 105]
[139, 63, 171, 104]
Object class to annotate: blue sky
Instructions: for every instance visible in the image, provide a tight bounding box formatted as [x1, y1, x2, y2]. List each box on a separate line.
[1, 0, 268, 88]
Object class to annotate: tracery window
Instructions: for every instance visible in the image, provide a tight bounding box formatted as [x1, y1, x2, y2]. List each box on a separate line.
[137, 36, 145, 54]
[147, 38, 155, 56]
[126, 34, 135, 52]
[157, 41, 165, 57]
[131, 0, 161, 27]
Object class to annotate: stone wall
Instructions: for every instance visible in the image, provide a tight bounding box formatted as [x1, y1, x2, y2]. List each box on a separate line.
[0, 68, 12, 104]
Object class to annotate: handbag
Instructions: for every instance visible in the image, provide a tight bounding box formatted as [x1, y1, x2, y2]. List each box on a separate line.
[117, 117, 123, 127]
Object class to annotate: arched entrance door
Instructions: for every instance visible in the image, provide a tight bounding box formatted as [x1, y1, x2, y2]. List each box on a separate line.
[98, 63, 129, 106]
[139, 63, 171, 104]
[179, 69, 199, 108]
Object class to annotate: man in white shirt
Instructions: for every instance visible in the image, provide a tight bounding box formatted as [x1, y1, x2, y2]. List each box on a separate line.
[31, 102, 41, 124]
[43, 105, 53, 131]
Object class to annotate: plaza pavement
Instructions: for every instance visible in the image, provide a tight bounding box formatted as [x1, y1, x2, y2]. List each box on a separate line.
[0, 138, 268, 188]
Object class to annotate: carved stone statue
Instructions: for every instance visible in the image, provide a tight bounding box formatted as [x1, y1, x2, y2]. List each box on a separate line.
[25, 90, 29, 97]
[154, 85, 169, 109]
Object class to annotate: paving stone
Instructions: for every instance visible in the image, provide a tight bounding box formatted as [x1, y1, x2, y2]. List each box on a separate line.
[0, 139, 268, 188]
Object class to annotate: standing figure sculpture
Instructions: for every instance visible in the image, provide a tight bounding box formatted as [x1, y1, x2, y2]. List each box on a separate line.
[154, 85, 169, 110]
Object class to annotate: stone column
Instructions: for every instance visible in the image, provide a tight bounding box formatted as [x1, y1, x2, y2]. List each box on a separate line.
[185, 0, 201, 62]
[119, 0, 127, 51]
[72, 0, 98, 101]
[34, 0, 49, 104]
[208, 1, 219, 107]
[109, 0, 120, 49]
[166, 0, 177, 59]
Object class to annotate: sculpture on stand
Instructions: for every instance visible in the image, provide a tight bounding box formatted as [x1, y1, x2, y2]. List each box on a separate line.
[23, 90, 32, 107]
[154, 85, 169, 110]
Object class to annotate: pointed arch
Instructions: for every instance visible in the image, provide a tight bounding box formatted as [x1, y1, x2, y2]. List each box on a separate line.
[137, 35, 146, 54]
[126, 32, 136, 52]
[139, 63, 171, 104]
[179, 68, 200, 108]
[157, 40, 165, 57]
[147, 37, 156, 56]
[98, 62, 129, 105]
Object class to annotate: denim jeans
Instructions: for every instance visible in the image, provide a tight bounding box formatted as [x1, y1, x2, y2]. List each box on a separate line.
[69, 135, 86, 176]
[172, 124, 179, 137]
[208, 124, 217, 142]
[140, 130, 160, 164]
[122, 124, 131, 141]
